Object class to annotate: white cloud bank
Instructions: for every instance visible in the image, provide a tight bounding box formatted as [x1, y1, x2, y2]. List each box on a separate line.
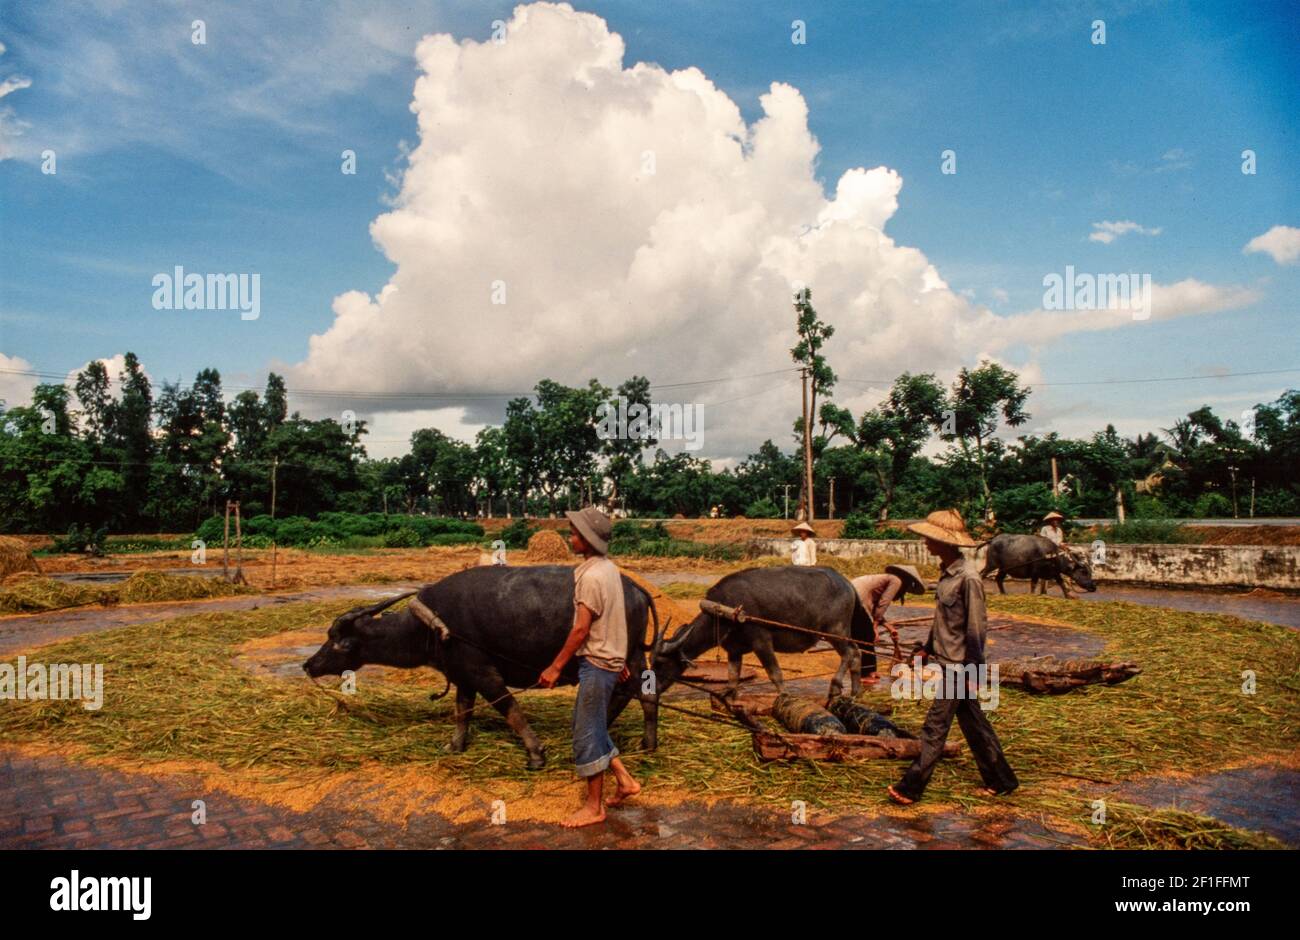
[0, 352, 38, 410]
[1088, 220, 1162, 244]
[287, 2, 1258, 458]
[1244, 225, 1300, 266]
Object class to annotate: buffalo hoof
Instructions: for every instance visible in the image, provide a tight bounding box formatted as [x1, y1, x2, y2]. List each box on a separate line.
[448, 738, 469, 753]
[640, 735, 657, 752]
[526, 749, 547, 771]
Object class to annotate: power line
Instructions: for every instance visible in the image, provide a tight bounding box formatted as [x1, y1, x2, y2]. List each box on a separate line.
[0, 366, 802, 402]
[837, 367, 1300, 389]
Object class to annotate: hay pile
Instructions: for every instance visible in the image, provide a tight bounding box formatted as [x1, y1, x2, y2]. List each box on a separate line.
[115, 571, 252, 604]
[0, 571, 254, 615]
[0, 536, 40, 580]
[525, 530, 572, 563]
[0, 573, 102, 613]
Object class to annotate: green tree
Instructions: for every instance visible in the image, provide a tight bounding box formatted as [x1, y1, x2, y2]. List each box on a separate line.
[942, 361, 1031, 517]
[855, 372, 946, 521]
[602, 375, 656, 507]
[790, 287, 837, 517]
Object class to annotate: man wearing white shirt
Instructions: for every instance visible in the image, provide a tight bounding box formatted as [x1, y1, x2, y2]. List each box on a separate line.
[791, 521, 817, 566]
[1039, 511, 1068, 549]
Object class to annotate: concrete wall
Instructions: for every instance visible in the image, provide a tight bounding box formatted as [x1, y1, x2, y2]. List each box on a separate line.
[747, 538, 1300, 591]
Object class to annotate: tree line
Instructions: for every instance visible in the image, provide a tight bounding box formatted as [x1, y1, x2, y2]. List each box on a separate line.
[1, 337, 1296, 535]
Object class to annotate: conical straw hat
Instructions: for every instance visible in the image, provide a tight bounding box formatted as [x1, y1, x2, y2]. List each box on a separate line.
[906, 509, 978, 547]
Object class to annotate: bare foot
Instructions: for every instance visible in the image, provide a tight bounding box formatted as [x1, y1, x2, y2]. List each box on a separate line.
[560, 805, 606, 828]
[608, 779, 642, 807]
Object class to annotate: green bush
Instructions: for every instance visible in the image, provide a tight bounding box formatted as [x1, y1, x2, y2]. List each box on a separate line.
[840, 513, 917, 540]
[990, 483, 1077, 534]
[103, 535, 192, 553]
[1192, 492, 1233, 519]
[51, 524, 108, 556]
[607, 519, 740, 560]
[496, 518, 537, 549]
[841, 512, 876, 539]
[427, 532, 483, 546]
[192, 512, 484, 549]
[743, 498, 782, 519]
[382, 528, 421, 548]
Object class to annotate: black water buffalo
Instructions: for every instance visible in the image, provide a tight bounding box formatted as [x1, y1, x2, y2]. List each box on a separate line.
[650, 566, 873, 704]
[979, 533, 1097, 598]
[303, 565, 661, 770]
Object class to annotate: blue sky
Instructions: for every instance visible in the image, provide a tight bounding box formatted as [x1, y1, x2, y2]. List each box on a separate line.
[1, 0, 1297, 459]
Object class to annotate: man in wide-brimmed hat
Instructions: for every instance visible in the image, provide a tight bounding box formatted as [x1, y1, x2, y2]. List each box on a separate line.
[887, 509, 1018, 805]
[850, 564, 926, 681]
[1039, 510, 1069, 549]
[790, 520, 817, 566]
[539, 506, 642, 827]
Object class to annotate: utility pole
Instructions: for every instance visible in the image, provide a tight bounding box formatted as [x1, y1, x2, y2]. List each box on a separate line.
[1051, 457, 1059, 497]
[782, 484, 791, 520]
[270, 457, 278, 588]
[222, 501, 230, 580]
[828, 477, 835, 520]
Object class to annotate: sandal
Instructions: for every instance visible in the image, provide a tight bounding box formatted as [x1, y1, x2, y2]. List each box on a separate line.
[886, 785, 915, 805]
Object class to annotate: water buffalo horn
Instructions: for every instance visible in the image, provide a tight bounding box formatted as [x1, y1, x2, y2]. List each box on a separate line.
[339, 590, 417, 626]
[649, 599, 665, 662]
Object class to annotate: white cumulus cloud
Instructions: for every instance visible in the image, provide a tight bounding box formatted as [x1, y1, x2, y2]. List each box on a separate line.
[285, 2, 1257, 459]
[1243, 225, 1300, 265]
[0, 352, 38, 410]
[1088, 220, 1162, 244]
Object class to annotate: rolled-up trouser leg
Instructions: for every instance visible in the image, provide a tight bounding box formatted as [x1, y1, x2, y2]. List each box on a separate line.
[894, 695, 960, 800]
[955, 698, 1018, 793]
[572, 659, 620, 778]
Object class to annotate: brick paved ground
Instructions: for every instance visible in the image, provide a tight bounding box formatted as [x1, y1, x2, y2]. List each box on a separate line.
[0, 745, 1084, 849]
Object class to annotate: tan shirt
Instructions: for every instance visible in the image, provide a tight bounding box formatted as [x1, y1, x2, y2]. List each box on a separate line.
[926, 558, 988, 665]
[851, 573, 902, 623]
[791, 537, 817, 566]
[1039, 525, 1064, 546]
[573, 555, 628, 672]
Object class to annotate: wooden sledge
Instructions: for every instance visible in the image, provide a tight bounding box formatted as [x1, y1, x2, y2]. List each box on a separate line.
[751, 731, 959, 763]
[719, 695, 956, 763]
[997, 656, 1142, 694]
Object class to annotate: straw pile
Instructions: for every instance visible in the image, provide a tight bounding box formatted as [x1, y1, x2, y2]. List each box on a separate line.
[1, 592, 1295, 848]
[0, 574, 103, 613]
[524, 530, 572, 563]
[116, 571, 252, 604]
[0, 536, 40, 581]
[0, 571, 254, 614]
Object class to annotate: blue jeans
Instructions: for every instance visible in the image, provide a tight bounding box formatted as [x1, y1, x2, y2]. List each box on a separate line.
[572, 658, 620, 777]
